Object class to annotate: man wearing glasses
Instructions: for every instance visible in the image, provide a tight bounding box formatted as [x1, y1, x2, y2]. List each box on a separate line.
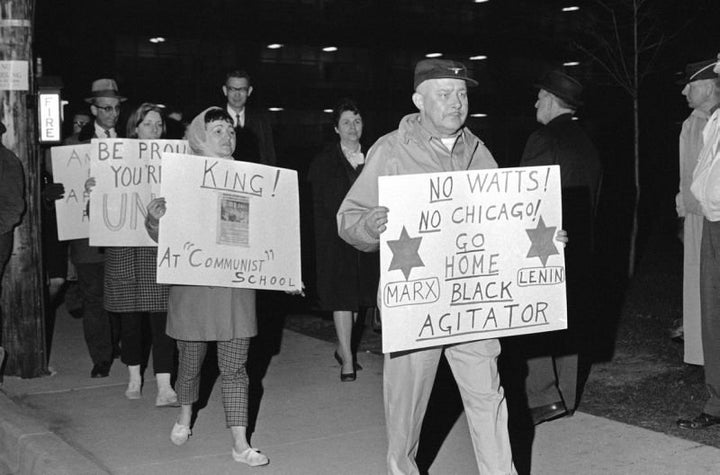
[64, 78, 126, 378]
[222, 70, 276, 166]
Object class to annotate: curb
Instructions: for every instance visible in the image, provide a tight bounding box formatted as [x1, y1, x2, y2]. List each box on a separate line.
[0, 391, 107, 475]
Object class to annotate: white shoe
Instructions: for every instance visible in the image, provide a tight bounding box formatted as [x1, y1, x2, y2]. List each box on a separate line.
[125, 381, 142, 400]
[155, 389, 179, 407]
[232, 447, 269, 466]
[170, 422, 191, 446]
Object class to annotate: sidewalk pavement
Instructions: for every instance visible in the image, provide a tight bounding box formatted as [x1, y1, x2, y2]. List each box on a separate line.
[1, 306, 720, 474]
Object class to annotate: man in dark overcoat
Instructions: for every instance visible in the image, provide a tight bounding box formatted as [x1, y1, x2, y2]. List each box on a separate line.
[508, 70, 602, 425]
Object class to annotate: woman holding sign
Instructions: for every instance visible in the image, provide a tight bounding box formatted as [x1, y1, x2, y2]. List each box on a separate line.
[308, 99, 379, 382]
[103, 103, 179, 407]
[145, 107, 269, 467]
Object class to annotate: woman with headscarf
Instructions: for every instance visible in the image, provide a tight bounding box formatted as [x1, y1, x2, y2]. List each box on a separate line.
[145, 107, 268, 467]
[102, 103, 178, 406]
[307, 98, 379, 381]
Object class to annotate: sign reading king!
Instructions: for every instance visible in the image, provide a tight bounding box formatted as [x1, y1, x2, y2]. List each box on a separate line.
[156, 153, 302, 292]
[378, 165, 567, 353]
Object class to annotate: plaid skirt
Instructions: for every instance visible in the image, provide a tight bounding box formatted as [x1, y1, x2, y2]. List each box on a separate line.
[104, 247, 169, 312]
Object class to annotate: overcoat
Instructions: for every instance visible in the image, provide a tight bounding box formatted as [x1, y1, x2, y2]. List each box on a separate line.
[307, 142, 378, 311]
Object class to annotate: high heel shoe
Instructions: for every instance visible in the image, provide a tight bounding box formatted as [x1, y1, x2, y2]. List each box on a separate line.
[334, 350, 362, 371]
[340, 368, 357, 382]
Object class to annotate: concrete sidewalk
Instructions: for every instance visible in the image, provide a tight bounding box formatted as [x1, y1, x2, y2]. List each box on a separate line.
[1, 307, 720, 474]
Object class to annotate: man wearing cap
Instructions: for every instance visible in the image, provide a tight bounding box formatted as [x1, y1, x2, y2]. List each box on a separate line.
[678, 54, 720, 430]
[64, 78, 126, 378]
[222, 70, 276, 165]
[0, 121, 26, 367]
[508, 70, 602, 425]
[338, 59, 517, 474]
[674, 59, 720, 366]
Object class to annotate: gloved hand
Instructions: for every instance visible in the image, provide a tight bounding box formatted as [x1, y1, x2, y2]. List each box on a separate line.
[43, 182, 65, 201]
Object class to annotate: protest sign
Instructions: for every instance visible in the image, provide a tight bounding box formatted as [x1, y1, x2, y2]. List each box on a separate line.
[51, 143, 92, 240]
[156, 153, 301, 292]
[89, 139, 188, 246]
[378, 165, 566, 353]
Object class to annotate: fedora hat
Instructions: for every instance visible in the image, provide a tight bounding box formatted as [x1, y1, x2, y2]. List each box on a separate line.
[677, 59, 718, 85]
[414, 59, 478, 90]
[85, 78, 126, 103]
[535, 70, 583, 108]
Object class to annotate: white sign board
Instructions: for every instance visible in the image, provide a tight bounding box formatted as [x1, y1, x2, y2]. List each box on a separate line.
[156, 153, 302, 291]
[378, 165, 567, 353]
[89, 139, 188, 246]
[0, 60, 29, 91]
[51, 144, 92, 241]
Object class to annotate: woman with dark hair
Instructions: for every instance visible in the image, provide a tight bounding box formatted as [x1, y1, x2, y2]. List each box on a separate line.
[307, 99, 379, 382]
[103, 103, 178, 406]
[145, 107, 269, 466]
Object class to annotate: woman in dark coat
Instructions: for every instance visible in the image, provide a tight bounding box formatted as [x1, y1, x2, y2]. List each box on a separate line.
[307, 99, 379, 381]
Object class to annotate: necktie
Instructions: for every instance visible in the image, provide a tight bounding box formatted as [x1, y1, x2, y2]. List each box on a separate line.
[236, 114, 241, 128]
[105, 129, 111, 138]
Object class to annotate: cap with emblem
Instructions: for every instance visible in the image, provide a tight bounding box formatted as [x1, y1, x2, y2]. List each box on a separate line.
[413, 59, 478, 90]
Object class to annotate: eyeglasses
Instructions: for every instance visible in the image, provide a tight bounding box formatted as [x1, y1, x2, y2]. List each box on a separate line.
[94, 105, 121, 113]
[73, 121, 90, 127]
[226, 86, 249, 93]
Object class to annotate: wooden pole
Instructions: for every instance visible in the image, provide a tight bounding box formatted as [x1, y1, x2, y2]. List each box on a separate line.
[0, 0, 47, 378]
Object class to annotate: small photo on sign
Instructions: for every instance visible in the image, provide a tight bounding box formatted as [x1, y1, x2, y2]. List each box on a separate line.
[217, 193, 249, 247]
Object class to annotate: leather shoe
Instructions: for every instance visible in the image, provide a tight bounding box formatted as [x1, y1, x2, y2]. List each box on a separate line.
[531, 401, 568, 425]
[90, 362, 111, 378]
[676, 413, 720, 429]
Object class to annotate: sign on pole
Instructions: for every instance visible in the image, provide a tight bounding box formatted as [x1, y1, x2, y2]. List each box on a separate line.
[378, 165, 567, 353]
[51, 143, 92, 241]
[89, 138, 188, 246]
[156, 153, 302, 292]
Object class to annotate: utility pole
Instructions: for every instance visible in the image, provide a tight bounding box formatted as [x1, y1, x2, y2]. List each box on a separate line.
[0, 0, 47, 378]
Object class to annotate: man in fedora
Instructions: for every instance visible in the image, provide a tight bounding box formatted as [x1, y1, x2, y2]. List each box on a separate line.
[505, 70, 602, 425]
[673, 59, 720, 366]
[64, 78, 126, 378]
[678, 55, 720, 430]
[338, 58, 516, 474]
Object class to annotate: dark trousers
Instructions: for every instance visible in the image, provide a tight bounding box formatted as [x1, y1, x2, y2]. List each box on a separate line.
[0, 231, 13, 344]
[701, 219, 720, 416]
[115, 311, 175, 374]
[76, 263, 114, 366]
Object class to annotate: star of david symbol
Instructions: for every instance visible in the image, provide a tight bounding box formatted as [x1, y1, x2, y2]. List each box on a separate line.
[525, 216, 559, 267]
[386, 226, 424, 280]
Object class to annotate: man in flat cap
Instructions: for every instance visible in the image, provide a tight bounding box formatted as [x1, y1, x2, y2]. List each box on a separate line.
[0, 121, 26, 368]
[64, 78, 126, 378]
[503, 70, 602, 427]
[674, 59, 720, 367]
[338, 59, 517, 474]
[679, 55, 720, 430]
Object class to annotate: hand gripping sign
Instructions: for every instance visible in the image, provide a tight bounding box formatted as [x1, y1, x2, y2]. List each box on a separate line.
[378, 165, 567, 353]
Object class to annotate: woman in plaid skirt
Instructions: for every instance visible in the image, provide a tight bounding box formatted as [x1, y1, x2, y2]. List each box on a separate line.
[145, 107, 269, 467]
[104, 103, 178, 406]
